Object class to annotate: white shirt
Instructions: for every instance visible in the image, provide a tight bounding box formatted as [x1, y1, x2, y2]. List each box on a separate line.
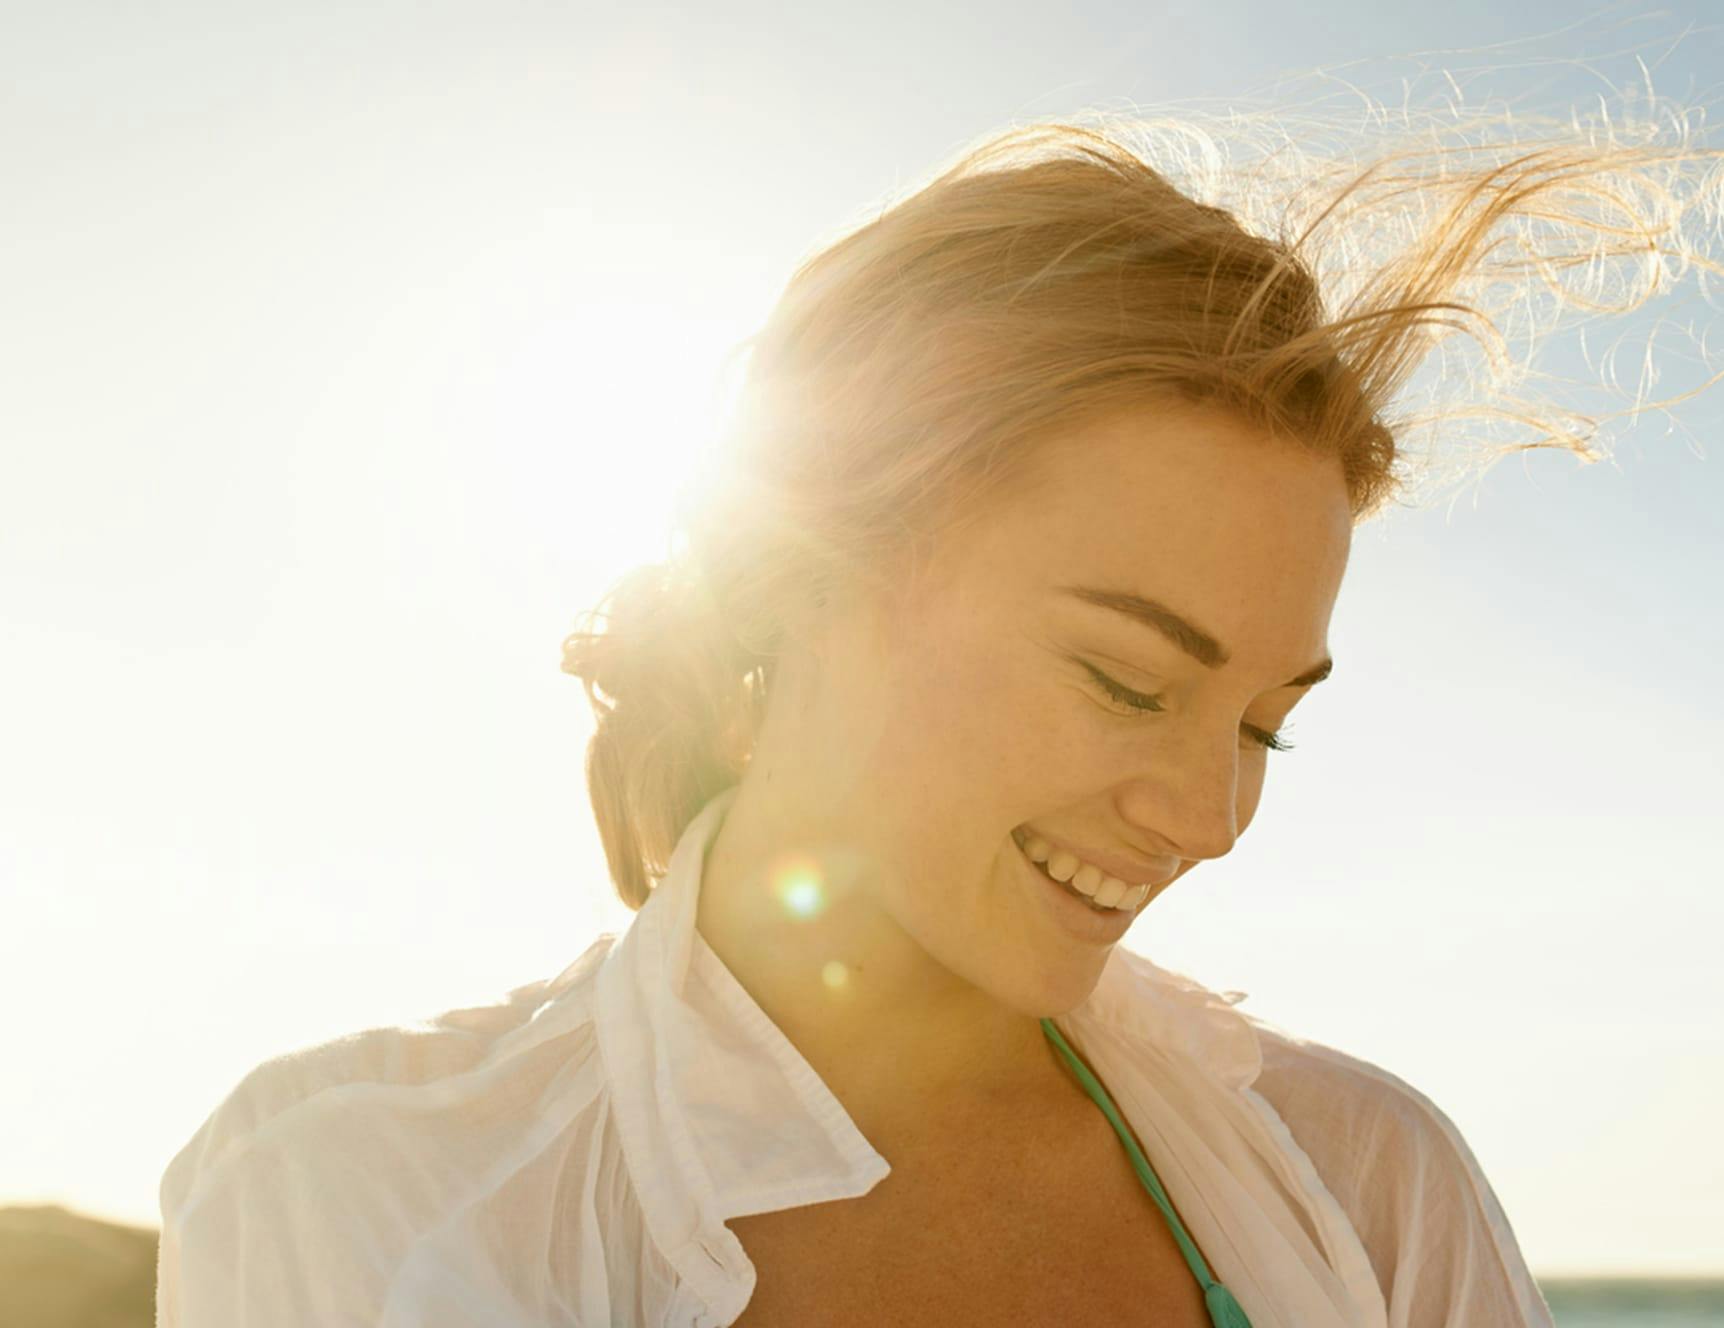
[156, 787, 1555, 1327]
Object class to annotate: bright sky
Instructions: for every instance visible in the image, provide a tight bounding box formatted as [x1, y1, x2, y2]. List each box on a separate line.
[3, 0, 1720, 1279]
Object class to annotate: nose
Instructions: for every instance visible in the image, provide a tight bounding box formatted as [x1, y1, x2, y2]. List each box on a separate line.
[1116, 731, 1243, 865]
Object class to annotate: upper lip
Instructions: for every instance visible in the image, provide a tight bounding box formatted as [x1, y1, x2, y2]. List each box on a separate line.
[1014, 825, 1182, 889]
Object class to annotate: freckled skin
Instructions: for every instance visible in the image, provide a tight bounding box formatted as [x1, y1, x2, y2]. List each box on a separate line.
[696, 400, 1352, 1131]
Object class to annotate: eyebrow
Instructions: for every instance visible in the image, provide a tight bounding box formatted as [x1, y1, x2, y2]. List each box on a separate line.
[1056, 583, 1334, 689]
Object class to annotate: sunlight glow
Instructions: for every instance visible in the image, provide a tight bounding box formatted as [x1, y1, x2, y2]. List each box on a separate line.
[773, 860, 828, 919]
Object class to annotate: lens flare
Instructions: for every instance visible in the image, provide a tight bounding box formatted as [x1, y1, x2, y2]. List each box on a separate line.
[772, 860, 827, 918]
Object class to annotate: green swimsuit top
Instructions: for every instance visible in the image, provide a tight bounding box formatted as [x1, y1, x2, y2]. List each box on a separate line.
[1040, 1018, 1253, 1328]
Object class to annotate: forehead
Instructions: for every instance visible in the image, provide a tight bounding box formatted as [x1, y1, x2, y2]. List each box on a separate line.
[931, 402, 1353, 633]
[1028, 399, 1339, 509]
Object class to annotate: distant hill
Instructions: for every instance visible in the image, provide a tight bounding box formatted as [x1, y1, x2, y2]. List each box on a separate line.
[0, 1205, 156, 1328]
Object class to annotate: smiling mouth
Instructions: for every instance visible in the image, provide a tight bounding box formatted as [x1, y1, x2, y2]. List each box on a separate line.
[1011, 825, 1179, 894]
[1011, 826, 1142, 915]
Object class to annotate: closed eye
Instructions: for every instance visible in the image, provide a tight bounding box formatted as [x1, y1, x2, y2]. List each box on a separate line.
[1078, 660, 1297, 753]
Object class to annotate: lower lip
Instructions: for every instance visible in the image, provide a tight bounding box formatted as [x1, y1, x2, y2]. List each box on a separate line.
[1014, 834, 1138, 944]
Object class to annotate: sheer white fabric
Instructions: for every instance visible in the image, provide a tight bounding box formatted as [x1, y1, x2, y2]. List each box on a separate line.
[157, 787, 1554, 1326]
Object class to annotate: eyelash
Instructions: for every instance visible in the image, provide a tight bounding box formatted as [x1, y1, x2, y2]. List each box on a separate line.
[1079, 661, 1297, 753]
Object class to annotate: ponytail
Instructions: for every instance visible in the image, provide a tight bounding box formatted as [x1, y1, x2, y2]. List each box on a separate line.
[560, 558, 769, 909]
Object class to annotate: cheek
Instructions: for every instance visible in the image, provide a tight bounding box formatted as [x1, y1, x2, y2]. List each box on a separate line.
[852, 652, 1011, 821]
[887, 638, 1024, 755]
[866, 650, 1059, 842]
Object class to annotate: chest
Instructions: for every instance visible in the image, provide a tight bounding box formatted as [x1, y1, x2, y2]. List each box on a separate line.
[723, 1114, 1215, 1328]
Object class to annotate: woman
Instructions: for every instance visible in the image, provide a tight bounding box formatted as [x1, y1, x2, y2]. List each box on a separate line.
[157, 110, 1720, 1326]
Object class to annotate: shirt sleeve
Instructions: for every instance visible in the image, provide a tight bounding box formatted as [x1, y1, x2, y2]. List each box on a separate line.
[153, 1047, 339, 1328]
[153, 951, 609, 1327]
[1248, 1026, 1556, 1328]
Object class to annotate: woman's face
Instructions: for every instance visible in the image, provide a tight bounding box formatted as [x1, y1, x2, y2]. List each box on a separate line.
[767, 400, 1353, 1011]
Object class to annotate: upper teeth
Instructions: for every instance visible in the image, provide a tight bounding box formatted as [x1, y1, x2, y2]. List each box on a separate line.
[1020, 834, 1149, 912]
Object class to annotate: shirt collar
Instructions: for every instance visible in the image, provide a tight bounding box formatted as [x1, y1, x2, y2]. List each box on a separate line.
[593, 785, 1267, 1320]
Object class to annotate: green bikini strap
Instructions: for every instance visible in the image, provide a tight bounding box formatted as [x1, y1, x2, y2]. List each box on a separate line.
[1039, 1017, 1253, 1328]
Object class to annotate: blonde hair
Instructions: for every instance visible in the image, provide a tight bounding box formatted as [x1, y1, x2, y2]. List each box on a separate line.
[563, 90, 1724, 909]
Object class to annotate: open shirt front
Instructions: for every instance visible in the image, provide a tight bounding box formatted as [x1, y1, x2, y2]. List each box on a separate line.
[157, 786, 1554, 1327]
